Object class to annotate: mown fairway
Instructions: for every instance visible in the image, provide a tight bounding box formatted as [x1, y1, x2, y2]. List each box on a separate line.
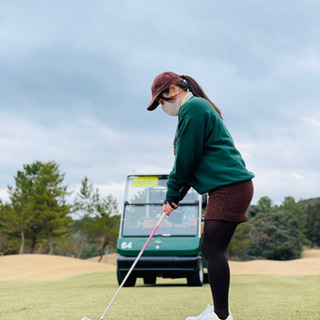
[0, 272, 319, 320]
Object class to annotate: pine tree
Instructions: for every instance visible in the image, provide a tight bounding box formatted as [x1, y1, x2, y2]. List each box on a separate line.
[73, 176, 100, 258]
[7, 161, 71, 254]
[86, 194, 120, 262]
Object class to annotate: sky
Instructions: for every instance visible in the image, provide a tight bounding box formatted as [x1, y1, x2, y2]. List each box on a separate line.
[0, 0, 319, 210]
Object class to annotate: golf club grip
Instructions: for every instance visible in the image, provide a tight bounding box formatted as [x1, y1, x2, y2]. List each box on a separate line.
[99, 212, 167, 320]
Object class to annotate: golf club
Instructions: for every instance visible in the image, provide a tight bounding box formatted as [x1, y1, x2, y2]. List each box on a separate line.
[82, 211, 167, 320]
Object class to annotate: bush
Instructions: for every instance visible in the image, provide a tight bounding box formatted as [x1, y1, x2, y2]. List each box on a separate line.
[248, 210, 302, 260]
[227, 222, 252, 260]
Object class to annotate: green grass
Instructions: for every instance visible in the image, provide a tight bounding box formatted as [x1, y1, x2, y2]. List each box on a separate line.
[0, 273, 319, 320]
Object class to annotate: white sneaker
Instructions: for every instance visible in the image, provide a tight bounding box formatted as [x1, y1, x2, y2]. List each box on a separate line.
[185, 305, 234, 320]
[202, 311, 234, 320]
[185, 305, 213, 320]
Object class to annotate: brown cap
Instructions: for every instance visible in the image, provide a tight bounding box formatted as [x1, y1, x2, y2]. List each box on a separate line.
[147, 72, 183, 111]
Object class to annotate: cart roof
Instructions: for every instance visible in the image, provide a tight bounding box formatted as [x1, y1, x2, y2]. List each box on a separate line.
[127, 170, 170, 177]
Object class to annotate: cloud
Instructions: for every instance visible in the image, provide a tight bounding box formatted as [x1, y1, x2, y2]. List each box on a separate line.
[303, 117, 320, 127]
[291, 173, 304, 179]
[0, 114, 175, 200]
[0, 0, 319, 207]
[251, 169, 320, 205]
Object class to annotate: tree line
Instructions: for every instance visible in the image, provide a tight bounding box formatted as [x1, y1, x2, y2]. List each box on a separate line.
[0, 160, 320, 260]
[227, 195, 320, 260]
[0, 161, 120, 260]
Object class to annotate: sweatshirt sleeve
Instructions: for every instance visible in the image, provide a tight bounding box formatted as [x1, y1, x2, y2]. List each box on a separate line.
[165, 116, 205, 204]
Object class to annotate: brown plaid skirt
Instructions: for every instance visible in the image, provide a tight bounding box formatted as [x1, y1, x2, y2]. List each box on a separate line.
[204, 179, 254, 222]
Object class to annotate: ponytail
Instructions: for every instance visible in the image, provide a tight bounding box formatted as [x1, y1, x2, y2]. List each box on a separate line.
[178, 75, 222, 119]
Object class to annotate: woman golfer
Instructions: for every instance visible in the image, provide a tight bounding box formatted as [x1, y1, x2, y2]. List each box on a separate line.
[147, 72, 254, 320]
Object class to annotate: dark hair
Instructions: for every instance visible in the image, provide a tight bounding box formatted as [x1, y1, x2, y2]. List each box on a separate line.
[178, 75, 222, 119]
[158, 75, 222, 119]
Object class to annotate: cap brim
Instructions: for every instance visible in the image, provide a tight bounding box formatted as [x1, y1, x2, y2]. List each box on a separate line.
[147, 97, 159, 111]
[147, 90, 162, 111]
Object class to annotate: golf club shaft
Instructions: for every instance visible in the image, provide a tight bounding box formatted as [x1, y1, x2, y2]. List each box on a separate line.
[99, 212, 167, 320]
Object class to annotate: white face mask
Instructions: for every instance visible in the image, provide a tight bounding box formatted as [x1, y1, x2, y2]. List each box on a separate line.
[161, 91, 180, 116]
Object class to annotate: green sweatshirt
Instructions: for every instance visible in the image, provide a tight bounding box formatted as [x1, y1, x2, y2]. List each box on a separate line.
[166, 96, 255, 204]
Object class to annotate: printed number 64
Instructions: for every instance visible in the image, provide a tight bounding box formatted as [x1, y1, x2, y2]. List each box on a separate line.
[121, 241, 132, 249]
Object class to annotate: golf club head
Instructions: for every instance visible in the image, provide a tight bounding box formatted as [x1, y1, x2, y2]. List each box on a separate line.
[82, 317, 93, 320]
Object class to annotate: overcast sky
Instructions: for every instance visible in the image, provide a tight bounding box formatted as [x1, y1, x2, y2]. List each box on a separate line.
[0, 0, 319, 209]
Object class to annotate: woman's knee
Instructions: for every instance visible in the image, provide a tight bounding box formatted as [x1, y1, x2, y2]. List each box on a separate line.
[201, 238, 224, 261]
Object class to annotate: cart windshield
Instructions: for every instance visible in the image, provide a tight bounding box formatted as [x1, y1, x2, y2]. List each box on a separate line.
[122, 175, 200, 237]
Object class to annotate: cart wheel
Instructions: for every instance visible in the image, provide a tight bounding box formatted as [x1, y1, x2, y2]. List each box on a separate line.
[143, 274, 156, 285]
[117, 268, 136, 287]
[187, 259, 204, 286]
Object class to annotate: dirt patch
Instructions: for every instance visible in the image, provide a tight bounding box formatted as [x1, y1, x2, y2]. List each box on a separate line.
[0, 254, 116, 281]
[92, 251, 320, 276]
[229, 249, 320, 275]
[0, 250, 319, 281]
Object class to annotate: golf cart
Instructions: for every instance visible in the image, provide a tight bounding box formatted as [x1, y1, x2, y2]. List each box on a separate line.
[116, 172, 207, 287]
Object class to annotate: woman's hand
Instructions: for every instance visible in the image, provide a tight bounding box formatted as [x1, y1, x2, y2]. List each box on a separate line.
[163, 202, 178, 216]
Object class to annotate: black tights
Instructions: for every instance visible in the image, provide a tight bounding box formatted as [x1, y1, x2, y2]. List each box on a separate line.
[201, 220, 238, 320]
